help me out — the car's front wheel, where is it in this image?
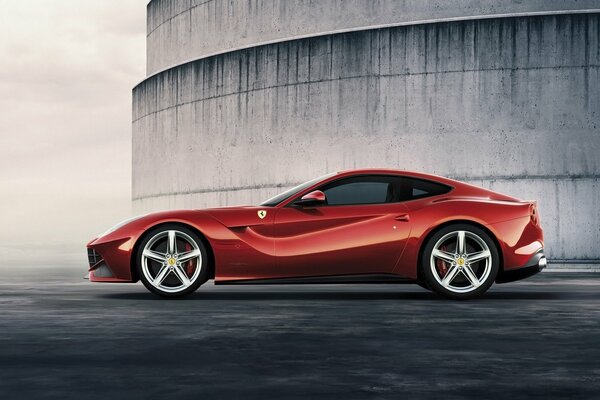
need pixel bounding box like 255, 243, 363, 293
136, 224, 208, 297
421, 224, 499, 300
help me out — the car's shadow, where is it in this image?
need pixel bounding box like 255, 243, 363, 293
99, 290, 581, 301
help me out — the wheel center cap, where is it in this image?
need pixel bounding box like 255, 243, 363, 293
457, 258, 465, 266
167, 258, 176, 266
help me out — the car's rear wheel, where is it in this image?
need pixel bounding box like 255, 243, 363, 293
136, 224, 208, 297
421, 224, 499, 300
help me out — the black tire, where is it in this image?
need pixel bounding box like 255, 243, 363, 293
136, 224, 209, 298
421, 224, 499, 300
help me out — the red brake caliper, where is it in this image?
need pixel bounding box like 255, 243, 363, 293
436, 244, 449, 277
185, 242, 194, 276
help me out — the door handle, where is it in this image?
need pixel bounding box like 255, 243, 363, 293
394, 214, 410, 222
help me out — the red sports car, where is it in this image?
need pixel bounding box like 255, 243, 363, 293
87, 169, 545, 299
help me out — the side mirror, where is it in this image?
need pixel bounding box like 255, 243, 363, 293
294, 190, 326, 207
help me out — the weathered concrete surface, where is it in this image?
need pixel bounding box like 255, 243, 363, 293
1, 267, 600, 399
146, 0, 600, 74
133, 13, 600, 261
468, 178, 599, 261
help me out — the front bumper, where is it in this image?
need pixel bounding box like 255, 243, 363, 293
496, 249, 547, 284
86, 237, 136, 283
87, 248, 117, 280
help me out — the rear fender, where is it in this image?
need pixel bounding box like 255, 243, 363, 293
394, 198, 532, 279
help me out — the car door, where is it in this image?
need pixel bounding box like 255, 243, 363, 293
272, 175, 412, 278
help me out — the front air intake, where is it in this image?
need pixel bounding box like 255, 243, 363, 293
92, 262, 114, 278
87, 248, 102, 268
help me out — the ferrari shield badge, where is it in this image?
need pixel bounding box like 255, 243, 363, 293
257, 210, 267, 219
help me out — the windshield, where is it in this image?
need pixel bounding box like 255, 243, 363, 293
260, 173, 335, 206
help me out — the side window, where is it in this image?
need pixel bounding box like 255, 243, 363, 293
313, 175, 452, 206
325, 181, 389, 205
398, 177, 452, 201
319, 176, 400, 206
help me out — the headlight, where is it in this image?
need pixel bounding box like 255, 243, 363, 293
99, 215, 143, 238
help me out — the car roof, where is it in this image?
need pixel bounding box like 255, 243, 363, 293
334, 168, 455, 185
273, 168, 519, 207
332, 168, 521, 202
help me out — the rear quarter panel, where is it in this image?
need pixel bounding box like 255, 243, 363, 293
394, 197, 538, 279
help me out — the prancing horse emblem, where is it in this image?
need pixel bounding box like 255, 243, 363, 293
257, 210, 267, 219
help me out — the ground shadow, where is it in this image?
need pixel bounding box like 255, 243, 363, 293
98, 290, 584, 301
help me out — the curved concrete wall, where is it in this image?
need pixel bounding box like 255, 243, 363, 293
146, 0, 600, 75
134, 6, 600, 261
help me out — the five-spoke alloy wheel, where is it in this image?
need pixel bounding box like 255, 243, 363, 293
421, 224, 499, 299
136, 224, 208, 297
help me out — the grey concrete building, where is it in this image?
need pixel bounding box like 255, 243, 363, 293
133, 0, 600, 263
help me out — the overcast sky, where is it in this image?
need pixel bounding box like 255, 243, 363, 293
0, 1, 147, 268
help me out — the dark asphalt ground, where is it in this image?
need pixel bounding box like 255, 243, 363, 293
0, 268, 599, 400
